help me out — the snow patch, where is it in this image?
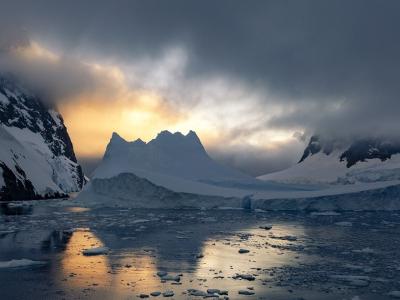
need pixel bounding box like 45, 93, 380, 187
0, 93, 10, 105
0, 259, 47, 268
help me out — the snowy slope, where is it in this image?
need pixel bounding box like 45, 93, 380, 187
0, 75, 85, 200
259, 151, 400, 185
75, 131, 400, 210
259, 136, 400, 185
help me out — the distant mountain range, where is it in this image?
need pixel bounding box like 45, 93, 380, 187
2, 72, 400, 210
0, 75, 85, 200
75, 130, 400, 210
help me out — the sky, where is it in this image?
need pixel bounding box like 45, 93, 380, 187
1, 0, 400, 176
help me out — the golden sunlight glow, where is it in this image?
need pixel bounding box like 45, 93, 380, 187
59, 230, 111, 288
59, 92, 185, 158
14, 40, 296, 160
110, 254, 160, 293
57, 230, 161, 297
60, 91, 295, 158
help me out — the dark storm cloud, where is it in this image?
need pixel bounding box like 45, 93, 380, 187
1, 0, 400, 174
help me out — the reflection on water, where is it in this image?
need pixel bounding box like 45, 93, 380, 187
111, 253, 159, 294
1, 208, 397, 299
58, 229, 161, 297
197, 225, 304, 272
53, 224, 304, 298
187, 225, 306, 295
59, 230, 111, 289
0, 207, 308, 298
64, 206, 91, 213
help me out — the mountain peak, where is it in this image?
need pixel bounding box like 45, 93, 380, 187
133, 138, 145, 146
95, 129, 249, 182
110, 132, 126, 143
157, 130, 173, 137
0, 74, 85, 200
299, 135, 400, 168
186, 130, 200, 140
151, 130, 202, 146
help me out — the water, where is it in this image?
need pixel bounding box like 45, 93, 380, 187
0, 201, 400, 299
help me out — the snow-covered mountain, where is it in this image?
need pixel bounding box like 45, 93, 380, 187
96, 130, 251, 183
0, 75, 85, 200
77, 130, 307, 208
75, 131, 400, 210
259, 135, 400, 185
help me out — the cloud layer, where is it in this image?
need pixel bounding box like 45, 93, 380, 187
1, 1, 400, 175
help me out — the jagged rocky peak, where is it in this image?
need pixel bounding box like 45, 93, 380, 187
340, 138, 400, 167
95, 129, 249, 182
299, 134, 400, 167
149, 130, 205, 152
0, 74, 85, 201
106, 130, 205, 154
110, 131, 126, 142
299, 136, 337, 163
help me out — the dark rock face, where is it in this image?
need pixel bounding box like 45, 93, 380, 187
299, 136, 335, 163
0, 74, 84, 201
340, 139, 400, 167
0, 162, 37, 201
299, 135, 400, 168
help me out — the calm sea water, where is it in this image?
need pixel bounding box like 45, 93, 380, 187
0, 201, 399, 299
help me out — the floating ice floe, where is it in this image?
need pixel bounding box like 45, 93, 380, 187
82, 246, 109, 256
208, 289, 228, 295
0, 258, 47, 269
156, 271, 181, 282
270, 235, 297, 241
335, 221, 353, 227
162, 290, 174, 297
188, 289, 208, 296
160, 274, 181, 282
238, 290, 255, 295
310, 211, 341, 216
259, 225, 272, 230
157, 271, 168, 277
139, 294, 149, 298
352, 247, 376, 254
233, 274, 256, 281
330, 275, 370, 287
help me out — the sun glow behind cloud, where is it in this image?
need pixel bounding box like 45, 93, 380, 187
7, 40, 302, 174
59, 92, 185, 157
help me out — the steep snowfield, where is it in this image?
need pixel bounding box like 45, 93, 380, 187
0, 75, 85, 200
0, 126, 62, 194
